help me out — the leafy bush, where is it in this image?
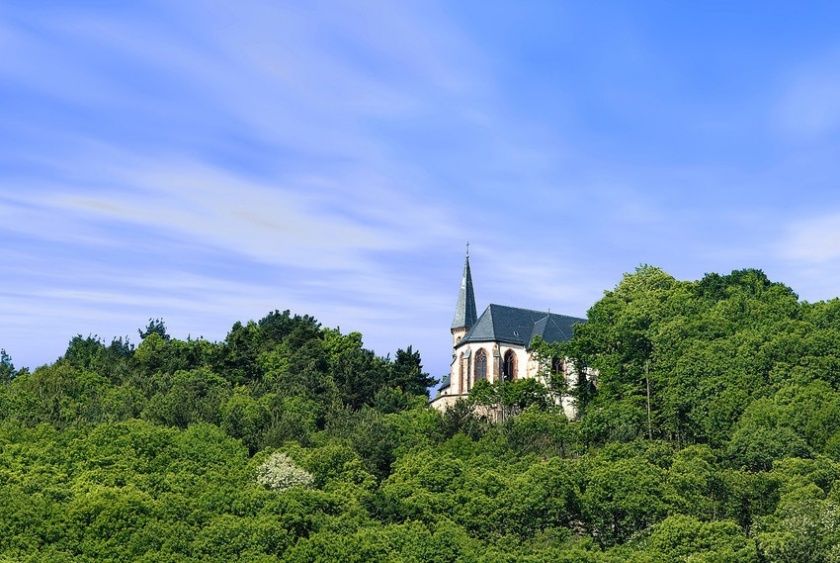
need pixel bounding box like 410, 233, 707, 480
256, 452, 315, 490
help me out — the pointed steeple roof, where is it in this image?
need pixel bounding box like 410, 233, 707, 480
452, 249, 477, 330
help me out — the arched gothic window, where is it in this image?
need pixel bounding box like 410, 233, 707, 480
474, 349, 487, 382
502, 350, 517, 381
551, 356, 564, 375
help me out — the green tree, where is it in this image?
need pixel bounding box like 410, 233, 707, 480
143, 367, 230, 428
0, 348, 15, 384
493, 457, 580, 539
323, 329, 388, 409
138, 318, 170, 341
581, 456, 669, 546
259, 395, 319, 448
220, 388, 271, 453
469, 378, 552, 422
502, 405, 576, 458
666, 445, 721, 520
389, 346, 437, 397
326, 406, 400, 480
3, 363, 109, 426
646, 515, 756, 562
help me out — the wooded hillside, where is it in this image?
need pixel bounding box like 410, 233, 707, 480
3, 267, 840, 562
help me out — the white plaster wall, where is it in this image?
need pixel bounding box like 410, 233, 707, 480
450, 341, 494, 394
434, 341, 590, 420
430, 393, 466, 411
449, 342, 536, 391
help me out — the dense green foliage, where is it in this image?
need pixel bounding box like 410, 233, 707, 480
4, 270, 840, 561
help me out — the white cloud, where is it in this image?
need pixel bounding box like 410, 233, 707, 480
5, 156, 461, 269
0, 0, 617, 379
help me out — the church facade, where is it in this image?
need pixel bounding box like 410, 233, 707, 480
430, 253, 587, 419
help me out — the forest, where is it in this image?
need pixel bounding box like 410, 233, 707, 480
3, 266, 840, 562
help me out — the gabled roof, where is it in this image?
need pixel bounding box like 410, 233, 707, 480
460, 304, 585, 347
438, 373, 451, 390
451, 255, 477, 330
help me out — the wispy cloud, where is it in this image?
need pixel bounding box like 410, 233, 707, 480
1, 1, 497, 373
10, 1, 840, 378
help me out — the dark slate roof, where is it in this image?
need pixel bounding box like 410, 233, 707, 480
460, 304, 585, 347
438, 373, 451, 390
451, 255, 478, 330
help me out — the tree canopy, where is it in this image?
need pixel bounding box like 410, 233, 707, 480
4, 270, 840, 561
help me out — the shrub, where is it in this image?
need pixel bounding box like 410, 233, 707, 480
256, 453, 314, 490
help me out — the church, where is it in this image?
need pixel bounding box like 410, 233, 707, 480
430, 252, 587, 419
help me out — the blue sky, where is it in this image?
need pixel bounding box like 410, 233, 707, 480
3, 1, 840, 379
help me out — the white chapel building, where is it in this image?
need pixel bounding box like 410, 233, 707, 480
430, 252, 587, 419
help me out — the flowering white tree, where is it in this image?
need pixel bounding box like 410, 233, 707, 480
255, 452, 314, 490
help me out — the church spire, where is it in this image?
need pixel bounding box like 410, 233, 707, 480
452, 245, 477, 330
